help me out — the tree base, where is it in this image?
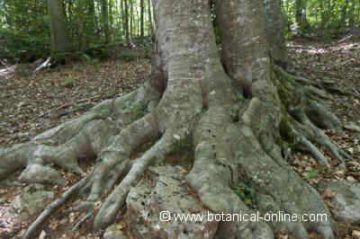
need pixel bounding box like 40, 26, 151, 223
1, 65, 358, 239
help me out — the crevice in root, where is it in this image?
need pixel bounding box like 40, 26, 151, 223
86, 113, 160, 203
93, 133, 175, 229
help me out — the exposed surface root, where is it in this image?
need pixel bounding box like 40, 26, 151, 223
1, 65, 354, 239
274, 66, 350, 166
230, 124, 334, 239
0, 88, 148, 183
187, 107, 274, 238
94, 134, 174, 229
185, 90, 342, 238
9, 91, 191, 234
0, 87, 166, 236
87, 113, 159, 202
24, 176, 90, 239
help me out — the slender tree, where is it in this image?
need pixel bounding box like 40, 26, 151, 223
124, 0, 130, 44
140, 0, 145, 38
295, 0, 310, 32
130, 0, 134, 39
147, 0, 153, 36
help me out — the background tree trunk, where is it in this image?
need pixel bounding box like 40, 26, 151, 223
124, 0, 130, 44
147, 0, 153, 37
100, 0, 110, 43
140, 0, 145, 39
295, 0, 310, 33
47, 0, 71, 56
130, 1, 134, 39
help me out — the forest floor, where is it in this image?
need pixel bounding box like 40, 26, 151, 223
0, 58, 150, 147
0, 38, 359, 239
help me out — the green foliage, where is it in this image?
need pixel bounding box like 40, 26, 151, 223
170, 135, 193, 155
283, 0, 360, 38
118, 50, 141, 62
80, 53, 99, 65
1, 0, 359, 62
62, 77, 78, 88
0, 0, 154, 62
305, 169, 320, 179
233, 182, 257, 208
0, 23, 49, 62
0, 0, 49, 61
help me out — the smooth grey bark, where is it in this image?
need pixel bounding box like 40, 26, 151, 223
216, 0, 270, 98
47, 0, 72, 55
264, 0, 288, 67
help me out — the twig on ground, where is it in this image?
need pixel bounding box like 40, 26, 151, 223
23, 176, 90, 239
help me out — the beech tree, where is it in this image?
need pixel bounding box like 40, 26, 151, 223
0, 0, 357, 238
47, 0, 72, 55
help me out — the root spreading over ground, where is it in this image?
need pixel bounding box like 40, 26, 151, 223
1, 0, 359, 239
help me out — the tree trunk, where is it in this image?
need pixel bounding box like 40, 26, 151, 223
101, 0, 110, 43
109, 0, 113, 35
47, 0, 71, 56
124, 0, 130, 44
1, 0, 356, 238
264, 0, 288, 67
140, 0, 145, 39
147, 0, 154, 37
88, 0, 96, 42
130, 0, 134, 39
295, 0, 310, 33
